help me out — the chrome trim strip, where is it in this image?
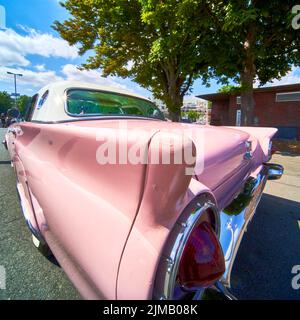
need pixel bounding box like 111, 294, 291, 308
31, 116, 164, 124
164, 202, 213, 299
16, 186, 43, 242
244, 141, 253, 160
153, 193, 219, 300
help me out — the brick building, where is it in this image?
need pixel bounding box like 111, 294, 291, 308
197, 83, 300, 140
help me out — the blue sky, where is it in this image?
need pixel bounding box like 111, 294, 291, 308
0, 0, 300, 100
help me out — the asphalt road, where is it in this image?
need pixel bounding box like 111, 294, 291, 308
0, 128, 81, 300
231, 152, 300, 299
0, 127, 299, 299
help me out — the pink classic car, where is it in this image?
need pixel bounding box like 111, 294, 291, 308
3, 81, 283, 300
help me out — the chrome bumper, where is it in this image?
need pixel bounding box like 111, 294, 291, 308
265, 163, 284, 180
218, 163, 283, 289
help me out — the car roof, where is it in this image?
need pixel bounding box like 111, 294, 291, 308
31, 81, 152, 122
37, 81, 148, 101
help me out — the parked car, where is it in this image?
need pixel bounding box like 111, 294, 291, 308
3, 81, 283, 300
5, 107, 20, 128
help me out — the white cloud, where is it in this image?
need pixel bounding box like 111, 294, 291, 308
34, 64, 46, 71
61, 64, 129, 90
0, 46, 30, 66
0, 64, 130, 95
0, 26, 78, 67
255, 66, 300, 88
0, 66, 63, 89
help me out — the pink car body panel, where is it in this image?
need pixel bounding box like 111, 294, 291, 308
6, 117, 278, 299
4, 80, 280, 299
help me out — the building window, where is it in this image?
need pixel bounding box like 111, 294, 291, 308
276, 92, 300, 102
236, 96, 241, 105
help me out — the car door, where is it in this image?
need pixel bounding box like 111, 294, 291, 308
9, 94, 42, 235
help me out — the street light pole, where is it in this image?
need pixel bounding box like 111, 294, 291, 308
6, 71, 23, 108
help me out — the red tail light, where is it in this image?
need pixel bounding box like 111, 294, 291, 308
177, 221, 225, 289
153, 196, 225, 300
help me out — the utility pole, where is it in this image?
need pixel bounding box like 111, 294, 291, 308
7, 71, 23, 108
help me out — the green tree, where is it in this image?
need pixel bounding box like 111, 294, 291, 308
206, 0, 300, 125
218, 85, 241, 95
53, 0, 216, 122
53, 0, 300, 124
0, 91, 13, 114
18, 95, 31, 116
187, 110, 199, 122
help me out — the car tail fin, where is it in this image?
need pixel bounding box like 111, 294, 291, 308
226, 127, 278, 162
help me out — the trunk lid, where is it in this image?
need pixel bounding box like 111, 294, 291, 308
191, 126, 251, 190
67, 119, 251, 190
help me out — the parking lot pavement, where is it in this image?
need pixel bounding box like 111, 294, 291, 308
0, 127, 299, 300
0, 129, 81, 300
231, 153, 300, 299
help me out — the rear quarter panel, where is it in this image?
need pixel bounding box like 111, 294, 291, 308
13, 121, 150, 299
117, 131, 204, 299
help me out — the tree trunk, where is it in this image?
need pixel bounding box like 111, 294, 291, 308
167, 99, 182, 122
163, 81, 183, 122
240, 70, 255, 126
240, 27, 256, 126
160, 61, 185, 122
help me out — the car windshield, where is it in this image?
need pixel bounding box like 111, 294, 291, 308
66, 89, 165, 120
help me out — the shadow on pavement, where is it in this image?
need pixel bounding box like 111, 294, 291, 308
275, 152, 300, 158
0, 161, 11, 165
231, 193, 300, 299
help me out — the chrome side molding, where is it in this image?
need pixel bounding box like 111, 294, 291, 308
264, 163, 284, 180
153, 193, 220, 300
16, 185, 43, 242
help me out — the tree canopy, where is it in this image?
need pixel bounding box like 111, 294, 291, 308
54, 0, 300, 124
53, 0, 219, 121
0, 91, 13, 115
0, 91, 30, 116
18, 95, 31, 116
205, 0, 300, 125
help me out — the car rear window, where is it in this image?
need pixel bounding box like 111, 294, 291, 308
66, 89, 165, 120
